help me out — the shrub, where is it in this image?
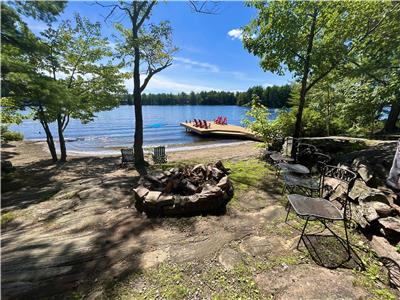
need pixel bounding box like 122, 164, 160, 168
242, 96, 283, 144
1, 126, 24, 142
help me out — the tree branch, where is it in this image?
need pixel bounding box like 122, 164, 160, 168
140, 61, 172, 93
137, 1, 156, 29
95, 1, 133, 22
188, 1, 220, 14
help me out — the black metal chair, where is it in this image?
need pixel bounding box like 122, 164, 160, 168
152, 146, 167, 164
281, 152, 331, 196
121, 148, 134, 166
285, 165, 357, 256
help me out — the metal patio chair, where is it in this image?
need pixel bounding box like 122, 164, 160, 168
121, 148, 134, 166
285, 165, 357, 256
153, 146, 168, 164
281, 152, 332, 196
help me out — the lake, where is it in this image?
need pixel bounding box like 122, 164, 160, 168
11, 105, 278, 154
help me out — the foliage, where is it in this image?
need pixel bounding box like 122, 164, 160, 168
1, 212, 16, 227
120, 84, 292, 107
103, 1, 178, 165
243, 1, 400, 138
1, 126, 24, 142
2, 7, 127, 161
242, 96, 283, 143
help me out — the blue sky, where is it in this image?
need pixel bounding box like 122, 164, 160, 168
24, 1, 293, 94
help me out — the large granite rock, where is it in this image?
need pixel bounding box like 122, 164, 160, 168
378, 217, 400, 242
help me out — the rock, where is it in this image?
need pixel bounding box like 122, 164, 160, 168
350, 180, 390, 205
192, 164, 206, 173
211, 167, 224, 180
143, 191, 162, 204
361, 203, 380, 223
215, 160, 230, 174
359, 189, 390, 205
218, 248, 243, 271
133, 186, 149, 199
391, 203, 400, 216
378, 217, 400, 242
1, 160, 13, 173
217, 176, 229, 189
351, 203, 370, 228
352, 158, 373, 184
369, 235, 400, 263
349, 180, 368, 201
368, 201, 393, 217
157, 194, 174, 206
369, 235, 400, 289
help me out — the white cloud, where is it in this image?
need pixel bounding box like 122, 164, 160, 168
124, 75, 220, 94
263, 83, 273, 88
227, 28, 243, 40
174, 57, 220, 73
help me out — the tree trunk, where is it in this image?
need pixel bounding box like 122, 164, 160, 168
38, 103, 57, 162
293, 8, 318, 141
384, 99, 400, 133
57, 114, 67, 162
132, 24, 145, 166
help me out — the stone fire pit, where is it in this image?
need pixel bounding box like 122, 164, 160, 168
133, 161, 234, 217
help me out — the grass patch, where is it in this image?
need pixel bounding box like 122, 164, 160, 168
203, 263, 261, 300
225, 158, 276, 207
352, 250, 398, 300
1, 211, 15, 227
107, 263, 192, 300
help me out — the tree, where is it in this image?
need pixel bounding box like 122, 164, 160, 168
4, 14, 127, 162
243, 1, 399, 140
1, 1, 66, 132
98, 1, 177, 166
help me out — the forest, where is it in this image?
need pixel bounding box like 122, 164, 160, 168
121, 84, 292, 108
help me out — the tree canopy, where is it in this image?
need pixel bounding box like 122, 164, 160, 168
243, 0, 400, 138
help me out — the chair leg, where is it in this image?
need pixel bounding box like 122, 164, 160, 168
285, 204, 291, 222
343, 219, 351, 257
297, 217, 309, 250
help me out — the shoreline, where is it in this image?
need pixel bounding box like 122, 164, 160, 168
3, 140, 262, 166
66, 140, 256, 156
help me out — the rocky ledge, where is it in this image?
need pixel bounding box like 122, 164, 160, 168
133, 161, 234, 217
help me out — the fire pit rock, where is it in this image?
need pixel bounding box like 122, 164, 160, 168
133, 161, 234, 216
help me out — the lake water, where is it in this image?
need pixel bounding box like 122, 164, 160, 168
11, 105, 278, 154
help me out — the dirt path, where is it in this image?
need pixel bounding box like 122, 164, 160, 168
1, 142, 398, 299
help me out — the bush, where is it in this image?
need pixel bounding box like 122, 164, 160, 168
274, 107, 344, 137
242, 96, 283, 144
1, 126, 23, 142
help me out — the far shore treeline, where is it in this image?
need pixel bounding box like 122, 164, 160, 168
121, 84, 291, 108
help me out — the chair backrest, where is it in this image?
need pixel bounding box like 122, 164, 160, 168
154, 146, 166, 157
121, 148, 134, 163
314, 152, 332, 173
320, 165, 357, 211
294, 143, 317, 163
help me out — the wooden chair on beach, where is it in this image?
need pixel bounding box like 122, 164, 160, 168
121, 148, 134, 166
153, 146, 168, 164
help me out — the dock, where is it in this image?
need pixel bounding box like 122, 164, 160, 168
180, 122, 262, 141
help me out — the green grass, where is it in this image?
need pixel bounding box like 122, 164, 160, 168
1, 211, 15, 227
224, 158, 275, 206
203, 263, 261, 300
107, 263, 192, 300
352, 250, 398, 300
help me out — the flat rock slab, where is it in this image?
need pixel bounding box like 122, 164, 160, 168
218, 247, 244, 270
239, 235, 287, 258
255, 264, 368, 300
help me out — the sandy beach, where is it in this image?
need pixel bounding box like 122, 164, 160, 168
2, 140, 262, 167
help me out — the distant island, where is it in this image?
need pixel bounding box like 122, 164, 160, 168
121, 84, 291, 108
